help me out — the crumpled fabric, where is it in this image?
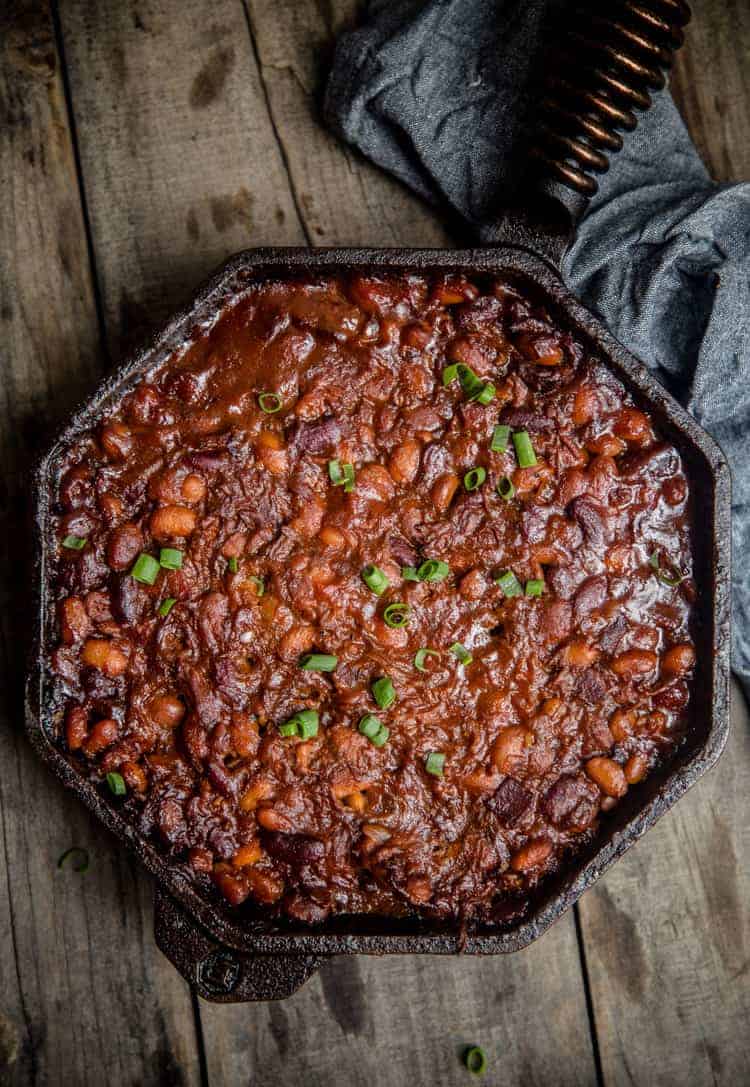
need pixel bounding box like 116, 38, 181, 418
325, 0, 750, 700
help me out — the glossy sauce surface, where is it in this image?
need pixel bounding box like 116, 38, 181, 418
50, 272, 696, 925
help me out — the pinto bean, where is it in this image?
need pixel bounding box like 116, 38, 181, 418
65, 705, 89, 750
388, 439, 421, 484
81, 638, 128, 676
278, 624, 316, 662
101, 422, 133, 460
82, 717, 119, 756
661, 643, 695, 676
232, 841, 263, 868
59, 596, 91, 645
585, 756, 627, 798
624, 752, 649, 784
150, 505, 197, 540
611, 649, 657, 679
181, 472, 207, 503
149, 694, 185, 728
432, 472, 459, 512
492, 727, 529, 775
614, 407, 653, 446
510, 838, 553, 872
106, 522, 143, 571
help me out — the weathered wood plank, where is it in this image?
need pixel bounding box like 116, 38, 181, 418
581, 5, 750, 1083
0, 4, 200, 1084
198, 4, 596, 1084
57, 0, 305, 354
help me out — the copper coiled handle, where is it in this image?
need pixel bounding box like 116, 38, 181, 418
530, 0, 692, 198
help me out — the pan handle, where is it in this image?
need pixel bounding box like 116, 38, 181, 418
486, 0, 692, 263
153, 887, 326, 1003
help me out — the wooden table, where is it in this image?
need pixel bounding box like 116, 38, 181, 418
2, 3, 748, 1084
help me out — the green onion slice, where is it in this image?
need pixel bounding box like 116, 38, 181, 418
371, 676, 396, 709
464, 1046, 488, 1077
383, 602, 410, 628
279, 709, 319, 739
361, 564, 389, 595
456, 364, 484, 400
525, 578, 545, 597
513, 429, 537, 468
299, 653, 338, 672
495, 570, 522, 598
248, 575, 265, 597
158, 597, 177, 618
417, 558, 450, 583
62, 535, 87, 550
649, 550, 685, 587
258, 392, 282, 414
106, 772, 126, 797
159, 547, 183, 570
449, 642, 473, 665
329, 459, 356, 493
425, 751, 446, 777
442, 364, 459, 386
464, 466, 486, 492
227, 556, 239, 574
475, 382, 496, 405
278, 720, 300, 738
370, 724, 390, 747
358, 713, 383, 740
401, 566, 420, 581
57, 847, 90, 873
414, 648, 440, 672
497, 475, 516, 501
131, 553, 160, 585
490, 424, 510, 453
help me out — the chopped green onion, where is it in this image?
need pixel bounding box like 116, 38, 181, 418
383, 602, 410, 628
371, 676, 396, 709
401, 566, 420, 581
450, 642, 473, 665
258, 392, 282, 414
464, 466, 486, 492
513, 429, 537, 468
248, 575, 265, 597
329, 459, 356, 492
457, 364, 484, 400
475, 382, 496, 405
158, 597, 177, 618
159, 547, 183, 570
370, 724, 390, 747
62, 535, 87, 550
442, 364, 459, 386
490, 425, 510, 453
417, 558, 450, 582
414, 648, 440, 672
525, 579, 545, 597
358, 714, 383, 740
497, 475, 516, 501
464, 1046, 487, 1077
361, 564, 389, 595
425, 752, 446, 777
300, 653, 338, 672
106, 772, 126, 797
131, 553, 160, 585
57, 847, 90, 873
279, 709, 319, 739
227, 556, 239, 574
342, 463, 356, 493
649, 550, 685, 587
495, 570, 522, 598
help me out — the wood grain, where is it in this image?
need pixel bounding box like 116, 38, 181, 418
0, 4, 200, 1085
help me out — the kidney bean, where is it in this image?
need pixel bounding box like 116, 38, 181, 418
81, 638, 128, 676
510, 838, 553, 872
150, 505, 197, 539
431, 472, 459, 512
388, 439, 421, 484
59, 596, 91, 645
585, 756, 627, 798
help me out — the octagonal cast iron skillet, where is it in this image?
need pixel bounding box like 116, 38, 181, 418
26, 0, 730, 1003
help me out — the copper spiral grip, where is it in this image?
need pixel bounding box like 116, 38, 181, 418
531, 0, 692, 199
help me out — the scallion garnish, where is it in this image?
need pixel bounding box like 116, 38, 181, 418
417, 558, 450, 582
425, 751, 446, 777
449, 642, 473, 665
495, 570, 522, 598
497, 475, 516, 501
383, 602, 410, 628
358, 714, 389, 747
131, 553, 160, 585
159, 547, 183, 570
525, 579, 545, 597
328, 459, 355, 493
464, 1046, 488, 1077
402, 566, 420, 581
513, 429, 537, 468
279, 709, 319, 739
361, 564, 389, 595
299, 653, 338, 672
414, 648, 440, 672
62, 535, 87, 550
464, 466, 486, 492
227, 556, 238, 574
442, 364, 459, 386
158, 597, 177, 618
649, 550, 685, 587
371, 676, 396, 709
490, 425, 510, 453
475, 382, 496, 405
106, 772, 126, 797
248, 575, 265, 597
258, 392, 282, 414
57, 847, 90, 873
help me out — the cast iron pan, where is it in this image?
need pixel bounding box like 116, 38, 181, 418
26, 0, 730, 1002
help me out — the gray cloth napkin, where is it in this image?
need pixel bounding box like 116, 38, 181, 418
325, 0, 750, 700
